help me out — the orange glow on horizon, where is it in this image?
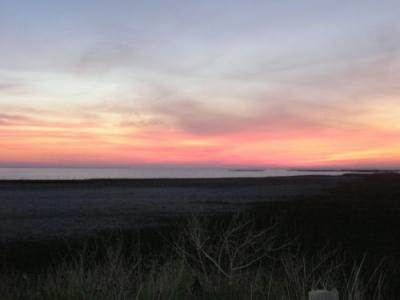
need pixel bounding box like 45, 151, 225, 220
1, 114, 400, 168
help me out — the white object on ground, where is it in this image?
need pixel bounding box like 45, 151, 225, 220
308, 289, 339, 300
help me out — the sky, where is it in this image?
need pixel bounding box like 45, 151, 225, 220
1, 0, 400, 168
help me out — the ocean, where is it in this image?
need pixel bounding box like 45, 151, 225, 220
0, 167, 347, 180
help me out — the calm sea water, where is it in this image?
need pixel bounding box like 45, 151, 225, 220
0, 167, 346, 180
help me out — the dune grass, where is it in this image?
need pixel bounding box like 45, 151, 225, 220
1, 214, 390, 299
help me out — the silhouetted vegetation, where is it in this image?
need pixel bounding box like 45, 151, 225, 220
1, 173, 400, 299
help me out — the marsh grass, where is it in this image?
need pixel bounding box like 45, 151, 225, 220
0, 215, 389, 300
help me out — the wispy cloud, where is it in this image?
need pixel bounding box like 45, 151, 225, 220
1, 1, 400, 167
0, 113, 33, 126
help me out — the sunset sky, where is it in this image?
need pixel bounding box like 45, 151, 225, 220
1, 1, 400, 168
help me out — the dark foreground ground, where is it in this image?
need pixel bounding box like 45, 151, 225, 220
0, 175, 352, 243
1, 173, 400, 298
1, 173, 399, 267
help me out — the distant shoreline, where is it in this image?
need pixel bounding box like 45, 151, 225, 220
228, 169, 265, 172
0, 173, 353, 185
291, 169, 400, 173
0, 171, 396, 184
